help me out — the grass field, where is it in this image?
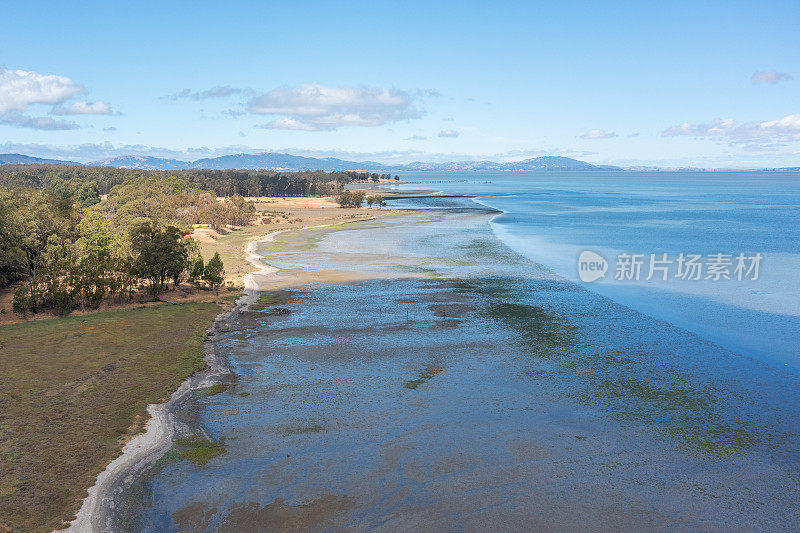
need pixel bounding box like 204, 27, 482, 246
0, 301, 226, 533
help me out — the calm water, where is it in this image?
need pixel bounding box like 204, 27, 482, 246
390, 171, 800, 370
118, 207, 800, 531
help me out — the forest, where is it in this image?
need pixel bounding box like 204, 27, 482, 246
0, 164, 369, 198
0, 165, 357, 316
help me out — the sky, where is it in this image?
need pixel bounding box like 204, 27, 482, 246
1, 0, 799, 168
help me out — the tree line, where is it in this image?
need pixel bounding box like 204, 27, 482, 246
0, 164, 367, 200
354, 173, 400, 182
0, 164, 365, 317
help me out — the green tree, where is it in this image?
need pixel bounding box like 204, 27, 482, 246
336, 189, 354, 207
189, 254, 205, 285
75, 211, 115, 308
202, 252, 224, 293
129, 222, 190, 295
7, 189, 75, 314
350, 191, 365, 207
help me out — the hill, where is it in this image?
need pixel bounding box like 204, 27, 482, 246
401, 156, 620, 171
2, 152, 628, 172
187, 152, 388, 171
0, 153, 80, 166
90, 155, 188, 170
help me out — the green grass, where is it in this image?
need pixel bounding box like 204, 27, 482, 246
250, 293, 276, 311
0, 301, 223, 533
174, 435, 227, 467
197, 383, 227, 396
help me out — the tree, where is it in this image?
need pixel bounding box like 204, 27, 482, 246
129, 222, 190, 295
7, 188, 75, 314
203, 252, 224, 293
365, 195, 376, 208
189, 254, 205, 286
336, 190, 354, 207
75, 211, 115, 308
350, 191, 365, 207
336, 189, 366, 208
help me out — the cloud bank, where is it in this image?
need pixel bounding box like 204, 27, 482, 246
662, 114, 800, 143
249, 83, 423, 131
0, 112, 78, 130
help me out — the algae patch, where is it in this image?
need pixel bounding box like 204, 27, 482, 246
196, 383, 228, 397
174, 435, 227, 467
250, 294, 277, 311
403, 361, 445, 390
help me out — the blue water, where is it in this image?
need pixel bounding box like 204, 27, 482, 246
122, 200, 800, 530
391, 172, 800, 370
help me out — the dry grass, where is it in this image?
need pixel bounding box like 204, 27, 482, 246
0, 301, 225, 533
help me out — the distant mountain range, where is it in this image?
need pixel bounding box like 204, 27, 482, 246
0, 152, 622, 172
0, 153, 81, 166
0, 152, 798, 172
401, 156, 621, 171
91, 155, 188, 170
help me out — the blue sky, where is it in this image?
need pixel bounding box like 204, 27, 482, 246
1, 0, 798, 167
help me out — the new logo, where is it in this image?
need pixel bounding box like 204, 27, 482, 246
577, 250, 608, 282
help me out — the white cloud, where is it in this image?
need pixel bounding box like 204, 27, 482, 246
662, 118, 736, 137
0, 67, 118, 130
255, 118, 321, 131
580, 129, 617, 140
438, 129, 459, 138
406, 135, 428, 140
662, 114, 800, 143
248, 83, 423, 131
51, 100, 115, 115
0, 67, 85, 113
165, 86, 244, 100
0, 111, 78, 130
752, 70, 792, 84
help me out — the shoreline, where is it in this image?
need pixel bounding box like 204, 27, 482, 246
61, 219, 367, 532
61, 296, 242, 532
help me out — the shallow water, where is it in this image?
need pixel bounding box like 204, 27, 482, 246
119, 207, 800, 531
392, 171, 800, 370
